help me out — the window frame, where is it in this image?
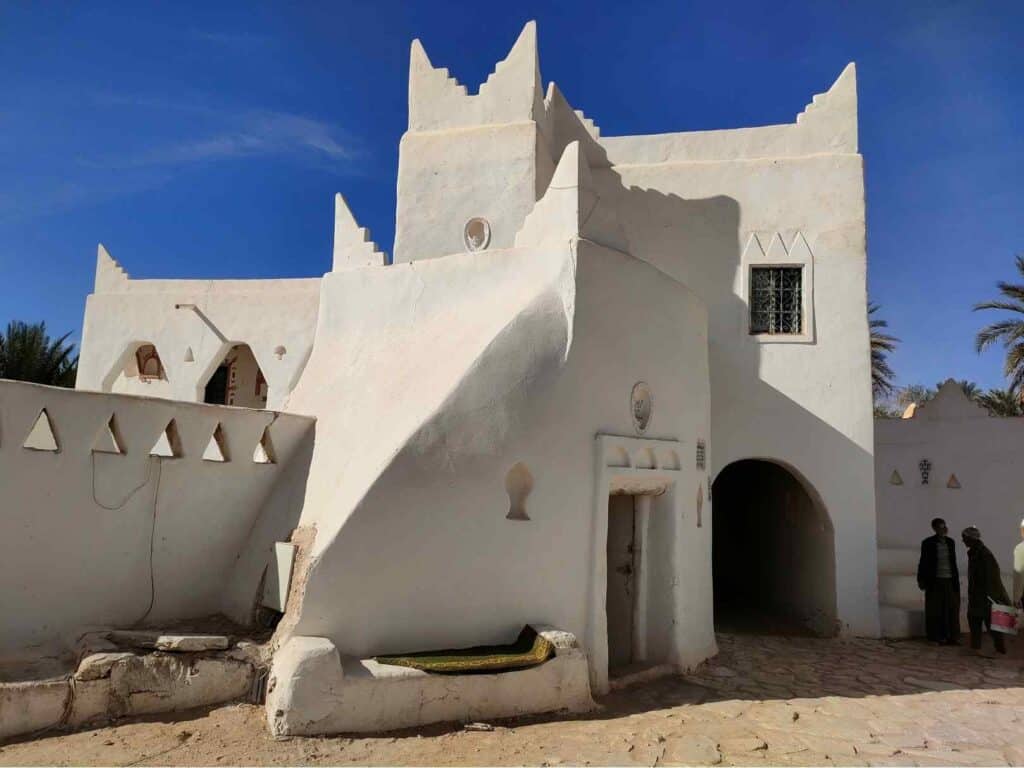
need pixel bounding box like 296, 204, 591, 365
739, 232, 816, 344
748, 265, 804, 336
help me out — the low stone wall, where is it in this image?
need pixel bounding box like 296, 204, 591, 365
0, 632, 260, 743
0, 380, 315, 659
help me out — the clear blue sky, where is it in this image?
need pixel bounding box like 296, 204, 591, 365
1, 1, 1021, 391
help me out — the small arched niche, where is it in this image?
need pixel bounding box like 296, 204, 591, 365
109, 342, 170, 395
505, 462, 534, 521
136, 344, 165, 380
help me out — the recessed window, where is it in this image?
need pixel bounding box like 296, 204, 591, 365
749, 266, 803, 335
135, 344, 165, 380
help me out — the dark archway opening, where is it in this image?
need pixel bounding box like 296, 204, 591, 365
712, 459, 837, 636
204, 364, 229, 405
202, 344, 268, 409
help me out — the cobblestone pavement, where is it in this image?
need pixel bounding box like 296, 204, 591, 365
3, 633, 1024, 766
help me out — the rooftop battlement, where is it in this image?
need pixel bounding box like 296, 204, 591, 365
406, 21, 857, 164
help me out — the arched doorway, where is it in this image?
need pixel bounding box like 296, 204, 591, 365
711, 459, 836, 636
202, 344, 268, 409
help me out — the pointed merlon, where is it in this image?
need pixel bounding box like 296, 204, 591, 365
515, 140, 587, 247
408, 21, 542, 131
548, 139, 589, 191
515, 140, 625, 251
333, 193, 386, 269
797, 63, 856, 120
506, 21, 538, 70
479, 20, 539, 97
795, 62, 857, 152
409, 38, 433, 74
95, 244, 129, 293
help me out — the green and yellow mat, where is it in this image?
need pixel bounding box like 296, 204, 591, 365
374, 625, 554, 674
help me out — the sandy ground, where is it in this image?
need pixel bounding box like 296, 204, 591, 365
4, 633, 1024, 766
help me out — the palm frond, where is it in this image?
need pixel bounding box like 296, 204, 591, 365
868, 303, 899, 399
0, 321, 78, 387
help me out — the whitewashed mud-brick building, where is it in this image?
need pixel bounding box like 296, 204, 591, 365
0, 22, 879, 737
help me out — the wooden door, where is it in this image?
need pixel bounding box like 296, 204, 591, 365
606, 494, 636, 669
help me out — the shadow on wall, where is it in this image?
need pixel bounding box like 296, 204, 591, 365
601, 172, 874, 636
223, 421, 316, 628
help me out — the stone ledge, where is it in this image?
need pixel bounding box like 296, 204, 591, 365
0, 643, 259, 743
266, 630, 596, 736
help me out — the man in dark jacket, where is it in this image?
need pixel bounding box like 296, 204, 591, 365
917, 518, 960, 644
962, 526, 1011, 654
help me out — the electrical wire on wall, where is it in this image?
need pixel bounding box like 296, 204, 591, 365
133, 458, 164, 626
90, 452, 164, 626
91, 452, 154, 510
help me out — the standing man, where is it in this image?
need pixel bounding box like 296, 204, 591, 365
962, 526, 1010, 655
1014, 518, 1024, 610
916, 518, 960, 645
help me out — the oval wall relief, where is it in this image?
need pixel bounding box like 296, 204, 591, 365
631, 381, 653, 434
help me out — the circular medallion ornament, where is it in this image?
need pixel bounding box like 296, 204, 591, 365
464, 218, 491, 252
631, 381, 653, 434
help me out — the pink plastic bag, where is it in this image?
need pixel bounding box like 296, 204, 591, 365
990, 601, 1019, 635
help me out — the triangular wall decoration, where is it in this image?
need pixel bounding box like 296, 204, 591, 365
184, 346, 195, 363
91, 415, 125, 455
889, 470, 903, 486
202, 424, 229, 462
150, 419, 182, 458
947, 473, 961, 489
23, 409, 59, 452
253, 426, 276, 464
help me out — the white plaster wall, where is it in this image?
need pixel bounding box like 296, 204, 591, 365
77, 257, 320, 411
0, 380, 314, 660
876, 387, 1024, 585
393, 122, 543, 262
393, 22, 551, 264
385, 38, 875, 635
284, 238, 711, 686
596, 104, 877, 635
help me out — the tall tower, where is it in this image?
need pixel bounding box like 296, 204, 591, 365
392, 22, 553, 263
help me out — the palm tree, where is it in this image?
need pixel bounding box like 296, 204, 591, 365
976, 387, 1024, 417
869, 303, 899, 400
0, 321, 78, 387
974, 254, 1024, 394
